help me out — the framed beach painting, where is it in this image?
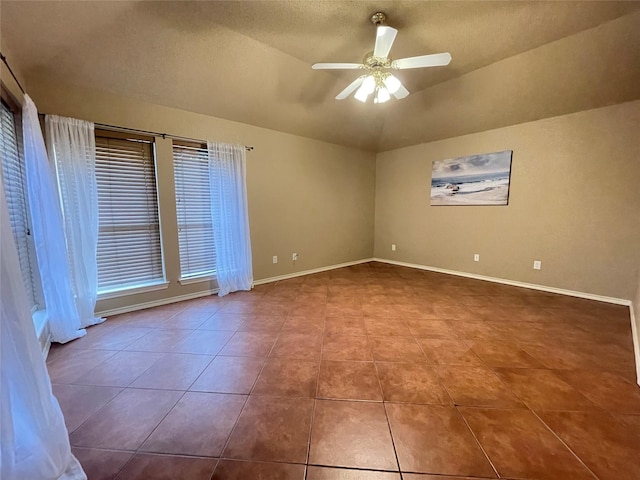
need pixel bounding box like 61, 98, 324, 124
430, 150, 513, 206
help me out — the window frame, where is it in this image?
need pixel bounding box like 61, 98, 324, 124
94, 128, 167, 298
173, 139, 217, 283
0, 87, 45, 312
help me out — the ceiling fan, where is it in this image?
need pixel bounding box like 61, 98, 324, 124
312, 12, 452, 103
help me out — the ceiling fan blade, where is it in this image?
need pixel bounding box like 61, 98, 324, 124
392, 52, 452, 70
335, 76, 366, 100
312, 63, 362, 70
373, 26, 398, 59
392, 84, 410, 99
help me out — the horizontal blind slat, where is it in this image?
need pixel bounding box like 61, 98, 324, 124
96, 134, 164, 293
0, 102, 39, 308
173, 144, 216, 278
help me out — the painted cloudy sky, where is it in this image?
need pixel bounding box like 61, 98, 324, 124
432, 151, 512, 179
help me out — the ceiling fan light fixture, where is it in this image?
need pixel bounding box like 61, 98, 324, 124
362, 75, 376, 94
376, 87, 391, 103
354, 85, 370, 102
383, 74, 402, 94
354, 75, 376, 101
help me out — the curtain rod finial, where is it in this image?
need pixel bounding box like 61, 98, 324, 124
1, 52, 27, 94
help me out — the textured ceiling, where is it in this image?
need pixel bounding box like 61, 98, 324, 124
2, 1, 639, 151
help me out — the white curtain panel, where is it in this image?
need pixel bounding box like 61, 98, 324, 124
208, 141, 253, 296
45, 115, 104, 329
0, 180, 86, 480
22, 95, 85, 343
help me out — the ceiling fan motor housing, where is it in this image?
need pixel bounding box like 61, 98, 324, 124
364, 52, 392, 69
371, 12, 387, 26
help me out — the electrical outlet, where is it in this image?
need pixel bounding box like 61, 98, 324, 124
391, 244, 396, 251
292, 253, 298, 261
272, 256, 278, 264
474, 254, 480, 262
533, 260, 541, 270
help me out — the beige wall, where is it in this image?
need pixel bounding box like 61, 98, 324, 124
374, 100, 640, 301
27, 80, 376, 313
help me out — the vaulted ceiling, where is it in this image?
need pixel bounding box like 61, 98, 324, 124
2, 1, 639, 152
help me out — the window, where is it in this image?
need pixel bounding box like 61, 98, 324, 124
0, 96, 42, 309
95, 130, 165, 295
173, 142, 216, 280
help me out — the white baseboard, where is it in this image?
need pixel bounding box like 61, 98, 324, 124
96, 288, 219, 318
96, 258, 374, 318
373, 258, 631, 306
97, 257, 630, 311
629, 302, 640, 386
253, 258, 375, 286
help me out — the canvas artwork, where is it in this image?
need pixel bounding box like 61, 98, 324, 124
430, 150, 513, 206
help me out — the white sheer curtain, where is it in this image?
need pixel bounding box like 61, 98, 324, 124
0, 179, 86, 480
208, 141, 253, 296
45, 115, 103, 329
22, 95, 85, 343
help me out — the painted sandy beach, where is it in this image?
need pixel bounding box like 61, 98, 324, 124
430, 151, 512, 206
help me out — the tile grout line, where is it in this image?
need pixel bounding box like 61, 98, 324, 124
401, 297, 492, 429
215, 319, 282, 464
211, 295, 296, 466
57, 325, 161, 479
408, 314, 459, 409
108, 384, 187, 477
380, 403, 404, 479
169, 299, 274, 474
105, 304, 233, 478
305, 462, 404, 475
63, 338, 176, 475
530, 409, 601, 480
455, 406, 501, 478
305, 398, 319, 475
304, 301, 327, 471
127, 389, 189, 463
371, 351, 403, 478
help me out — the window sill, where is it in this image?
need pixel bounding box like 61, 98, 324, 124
97, 281, 169, 300
179, 274, 217, 286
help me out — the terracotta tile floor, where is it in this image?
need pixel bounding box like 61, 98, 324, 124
46, 262, 640, 480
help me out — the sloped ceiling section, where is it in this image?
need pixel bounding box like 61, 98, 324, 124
1, 1, 639, 152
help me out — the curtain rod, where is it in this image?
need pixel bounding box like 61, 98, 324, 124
0, 52, 27, 95
92, 121, 254, 151
41, 116, 254, 152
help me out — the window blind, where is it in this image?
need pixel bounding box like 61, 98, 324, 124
0, 100, 40, 308
95, 131, 164, 294
173, 143, 216, 279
